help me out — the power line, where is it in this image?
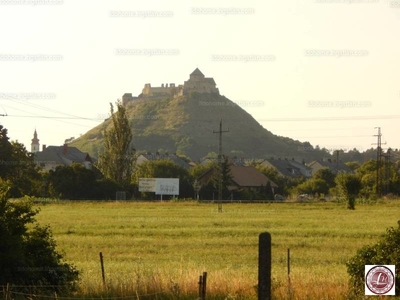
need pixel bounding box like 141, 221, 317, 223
1, 104, 95, 128
2, 95, 100, 122
213, 119, 229, 213
257, 115, 400, 122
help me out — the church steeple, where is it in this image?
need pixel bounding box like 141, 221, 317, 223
31, 129, 40, 153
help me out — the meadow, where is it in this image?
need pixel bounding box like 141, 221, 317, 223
30, 200, 400, 299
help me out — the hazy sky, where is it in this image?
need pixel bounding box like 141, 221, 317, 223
1, 0, 399, 156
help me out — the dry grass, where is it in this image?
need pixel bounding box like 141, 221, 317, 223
30, 200, 400, 299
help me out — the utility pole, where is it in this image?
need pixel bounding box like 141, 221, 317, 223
372, 127, 386, 197
335, 150, 339, 174
213, 119, 229, 213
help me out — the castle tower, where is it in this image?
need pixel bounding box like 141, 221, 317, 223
189, 68, 205, 81
31, 129, 40, 153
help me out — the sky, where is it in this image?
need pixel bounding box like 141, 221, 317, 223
0, 0, 399, 156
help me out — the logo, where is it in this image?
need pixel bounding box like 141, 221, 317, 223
365, 265, 395, 295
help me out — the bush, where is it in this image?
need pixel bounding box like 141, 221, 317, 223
346, 220, 400, 297
335, 173, 361, 210
0, 188, 79, 294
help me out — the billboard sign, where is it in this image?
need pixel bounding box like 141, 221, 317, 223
138, 178, 156, 192
155, 178, 179, 195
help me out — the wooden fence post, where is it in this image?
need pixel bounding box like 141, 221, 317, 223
287, 248, 293, 299
198, 272, 207, 300
198, 275, 203, 299
5, 283, 10, 300
202, 272, 207, 299
99, 252, 106, 286
258, 232, 271, 300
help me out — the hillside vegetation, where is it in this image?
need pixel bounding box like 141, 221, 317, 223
70, 93, 330, 161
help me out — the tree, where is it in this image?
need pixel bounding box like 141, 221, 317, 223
97, 101, 135, 188
293, 178, 329, 196
0, 125, 14, 179
0, 126, 42, 197
347, 220, 400, 297
264, 181, 274, 200
345, 161, 360, 171
134, 160, 193, 199
313, 168, 336, 188
46, 164, 119, 200
335, 173, 361, 210
194, 156, 233, 200
0, 185, 79, 294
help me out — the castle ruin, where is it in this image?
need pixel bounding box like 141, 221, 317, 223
122, 68, 219, 105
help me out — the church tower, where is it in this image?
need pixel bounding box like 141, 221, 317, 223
31, 129, 40, 153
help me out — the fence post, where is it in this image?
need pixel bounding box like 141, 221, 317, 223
198, 275, 203, 299
99, 252, 106, 286
287, 248, 293, 299
197, 272, 207, 300
202, 272, 207, 299
258, 232, 271, 300
5, 283, 10, 300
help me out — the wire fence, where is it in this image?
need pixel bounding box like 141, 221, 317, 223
2, 285, 168, 300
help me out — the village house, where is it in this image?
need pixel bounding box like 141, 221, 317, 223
31, 130, 93, 171
307, 159, 354, 175
197, 165, 278, 194
260, 158, 312, 179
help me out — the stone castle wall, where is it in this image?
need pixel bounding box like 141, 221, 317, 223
123, 69, 218, 105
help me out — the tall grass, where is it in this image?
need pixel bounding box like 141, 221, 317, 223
30, 200, 400, 299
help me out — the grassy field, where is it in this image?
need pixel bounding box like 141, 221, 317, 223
29, 200, 400, 299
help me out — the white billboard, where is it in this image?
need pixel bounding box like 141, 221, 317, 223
138, 178, 156, 192
155, 178, 179, 195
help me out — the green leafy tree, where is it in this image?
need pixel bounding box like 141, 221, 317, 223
256, 165, 304, 196
46, 164, 119, 200
98, 101, 135, 188
134, 160, 193, 198
0, 126, 42, 197
0, 186, 79, 294
313, 168, 336, 188
355, 159, 400, 198
335, 173, 362, 210
195, 155, 233, 200
347, 220, 400, 297
345, 161, 360, 172
294, 178, 329, 196
264, 181, 274, 200
0, 125, 14, 178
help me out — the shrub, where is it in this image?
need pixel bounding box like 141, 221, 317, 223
335, 173, 361, 210
0, 188, 79, 295
346, 220, 400, 297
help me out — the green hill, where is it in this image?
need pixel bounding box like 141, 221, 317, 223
70, 92, 330, 161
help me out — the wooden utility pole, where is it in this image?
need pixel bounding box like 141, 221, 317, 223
372, 127, 386, 197
213, 119, 229, 213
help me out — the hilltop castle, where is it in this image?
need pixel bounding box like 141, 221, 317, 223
122, 68, 219, 105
